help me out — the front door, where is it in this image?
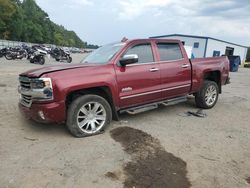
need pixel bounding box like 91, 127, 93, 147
115, 42, 161, 109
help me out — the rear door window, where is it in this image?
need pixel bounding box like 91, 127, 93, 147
157, 43, 183, 61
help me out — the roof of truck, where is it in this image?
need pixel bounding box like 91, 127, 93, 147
123, 38, 182, 44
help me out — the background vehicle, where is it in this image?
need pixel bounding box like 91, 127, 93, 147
244, 58, 250, 68
0, 48, 8, 58
18, 38, 230, 137
50, 47, 72, 63
28, 45, 47, 65
4, 47, 27, 60
70, 47, 81, 53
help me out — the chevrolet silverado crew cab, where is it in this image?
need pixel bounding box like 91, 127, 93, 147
18, 38, 230, 137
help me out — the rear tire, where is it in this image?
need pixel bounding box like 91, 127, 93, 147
195, 81, 219, 109
67, 56, 72, 63
66, 95, 112, 137
5, 53, 13, 60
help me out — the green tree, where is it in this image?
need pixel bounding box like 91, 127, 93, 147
0, 0, 98, 48
54, 32, 64, 46
0, 0, 17, 39
8, 4, 24, 40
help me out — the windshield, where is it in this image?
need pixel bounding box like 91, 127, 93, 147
81, 42, 125, 64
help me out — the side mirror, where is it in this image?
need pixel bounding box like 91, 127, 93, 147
119, 54, 138, 66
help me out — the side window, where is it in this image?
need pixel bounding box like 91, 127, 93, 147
124, 44, 154, 64
157, 43, 183, 61
213, 50, 220, 57
193, 42, 199, 48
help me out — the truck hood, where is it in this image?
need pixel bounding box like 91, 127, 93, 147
20, 63, 99, 77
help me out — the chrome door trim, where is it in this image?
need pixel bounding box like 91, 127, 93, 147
121, 89, 162, 100
120, 84, 191, 100
161, 84, 191, 92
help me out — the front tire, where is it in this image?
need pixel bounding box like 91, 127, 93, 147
39, 56, 45, 65
5, 53, 13, 60
195, 81, 219, 109
66, 95, 112, 137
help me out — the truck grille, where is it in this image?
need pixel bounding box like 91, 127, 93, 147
20, 94, 32, 107
19, 76, 32, 107
19, 77, 31, 89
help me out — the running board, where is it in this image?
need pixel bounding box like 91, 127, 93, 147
120, 96, 187, 115
161, 96, 187, 106
126, 104, 158, 115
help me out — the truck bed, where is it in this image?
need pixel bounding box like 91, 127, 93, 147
190, 56, 230, 93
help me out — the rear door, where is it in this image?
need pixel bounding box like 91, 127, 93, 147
114, 42, 161, 109
155, 42, 192, 99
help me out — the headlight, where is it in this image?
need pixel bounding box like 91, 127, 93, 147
31, 78, 53, 101
19, 77, 54, 107
31, 78, 52, 89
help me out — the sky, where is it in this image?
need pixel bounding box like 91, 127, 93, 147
36, 0, 250, 46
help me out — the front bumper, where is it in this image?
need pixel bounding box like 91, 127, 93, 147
19, 101, 66, 123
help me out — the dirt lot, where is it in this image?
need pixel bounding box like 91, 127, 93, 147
0, 54, 250, 188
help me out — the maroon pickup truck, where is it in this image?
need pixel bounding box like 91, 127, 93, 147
18, 38, 230, 137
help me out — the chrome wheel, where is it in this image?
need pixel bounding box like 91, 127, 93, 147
205, 85, 217, 106
77, 102, 106, 134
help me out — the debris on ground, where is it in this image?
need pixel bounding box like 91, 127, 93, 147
105, 172, 120, 181
198, 155, 219, 162
187, 109, 207, 118
23, 137, 38, 141
245, 177, 250, 184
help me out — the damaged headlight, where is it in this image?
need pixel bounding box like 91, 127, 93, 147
31, 78, 52, 89
19, 77, 54, 107
31, 78, 53, 101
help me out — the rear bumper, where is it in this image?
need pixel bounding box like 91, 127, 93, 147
19, 101, 66, 124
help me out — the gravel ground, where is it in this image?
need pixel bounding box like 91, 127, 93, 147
0, 54, 250, 188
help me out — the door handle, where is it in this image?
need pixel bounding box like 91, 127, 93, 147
181, 64, 190, 68
149, 68, 159, 72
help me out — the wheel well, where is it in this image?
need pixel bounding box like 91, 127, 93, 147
66, 87, 119, 121
204, 71, 221, 93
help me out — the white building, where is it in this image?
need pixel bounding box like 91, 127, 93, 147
151, 34, 248, 62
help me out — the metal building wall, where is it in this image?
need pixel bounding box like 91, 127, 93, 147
206, 39, 248, 62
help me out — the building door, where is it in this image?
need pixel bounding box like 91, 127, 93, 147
225, 47, 234, 56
